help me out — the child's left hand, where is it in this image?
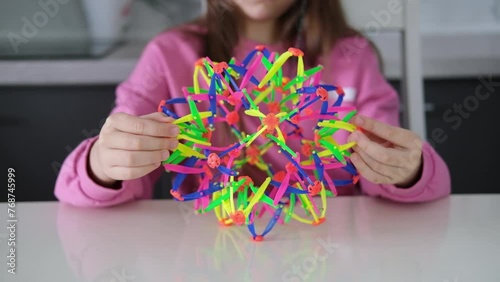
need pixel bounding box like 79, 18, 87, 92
347, 115, 423, 187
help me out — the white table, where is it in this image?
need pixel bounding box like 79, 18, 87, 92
1, 195, 499, 282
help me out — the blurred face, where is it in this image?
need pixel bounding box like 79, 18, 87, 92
233, 0, 295, 21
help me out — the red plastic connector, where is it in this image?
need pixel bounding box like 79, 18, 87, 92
253, 235, 264, 242
207, 153, 221, 168
230, 211, 246, 225
239, 176, 253, 187
336, 86, 345, 96
312, 218, 326, 226
353, 175, 360, 185
267, 102, 281, 114
202, 130, 213, 141
228, 146, 241, 158
246, 145, 260, 165
263, 113, 280, 133
170, 189, 184, 201
157, 99, 166, 113
301, 142, 314, 157
316, 87, 329, 101
313, 133, 321, 147
213, 62, 228, 74
226, 111, 240, 125
308, 181, 322, 196
285, 162, 297, 174
290, 114, 300, 125
195, 58, 205, 67
288, 47, 304, 57
273, 171, 286, 182
255, 45, 266, 51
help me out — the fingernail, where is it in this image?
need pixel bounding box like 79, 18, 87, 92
170, 126, 179, 136
348, 131, 359, 142
162, 150, 170, 159
169, 140, 179, 150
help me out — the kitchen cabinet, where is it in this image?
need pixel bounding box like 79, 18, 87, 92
0, 85, 172, 202
394, 78, 500, 194
423, 78, 499, 194
1, 86, 116, 202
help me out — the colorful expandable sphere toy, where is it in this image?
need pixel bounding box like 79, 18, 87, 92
158, 46, 358, 241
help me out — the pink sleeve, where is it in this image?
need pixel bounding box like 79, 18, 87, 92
351, 39, 451, 202
54, 39, 171, 207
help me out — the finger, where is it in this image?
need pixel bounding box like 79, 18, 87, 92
102, 131, 178, 151
107, 113, 179, 137
355, 146, 405, 184
362, 130, 393, 148
350, 152, 392, 185
141, 112, 175, 123
348, 131, 401, 166
351, 115, 417, 147
106, 148, 170, 167
106, 163, 161, 181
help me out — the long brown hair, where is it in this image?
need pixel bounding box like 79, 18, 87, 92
204, 0, 358, 66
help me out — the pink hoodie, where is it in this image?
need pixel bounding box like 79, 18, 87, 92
54, 24, 451, 207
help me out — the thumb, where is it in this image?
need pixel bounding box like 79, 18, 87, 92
141, 112, 175, 123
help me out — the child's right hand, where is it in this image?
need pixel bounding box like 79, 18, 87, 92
89, 112, 179, 187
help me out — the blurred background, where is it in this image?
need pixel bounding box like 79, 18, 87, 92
0, 0, 499, 202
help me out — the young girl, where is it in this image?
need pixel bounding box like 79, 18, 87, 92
55, 0, 450, 207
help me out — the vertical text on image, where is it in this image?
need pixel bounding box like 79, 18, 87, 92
7, 168, 17, 275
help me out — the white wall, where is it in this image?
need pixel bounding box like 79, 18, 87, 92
124, 0, 203, 42
421, 0, 500, 34
1, 0, 498, 77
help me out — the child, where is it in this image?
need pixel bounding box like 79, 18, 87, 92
55, 0, 450, 207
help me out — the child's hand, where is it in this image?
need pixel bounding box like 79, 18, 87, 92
347, 115, 423, 187
89, 112, 179, 186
